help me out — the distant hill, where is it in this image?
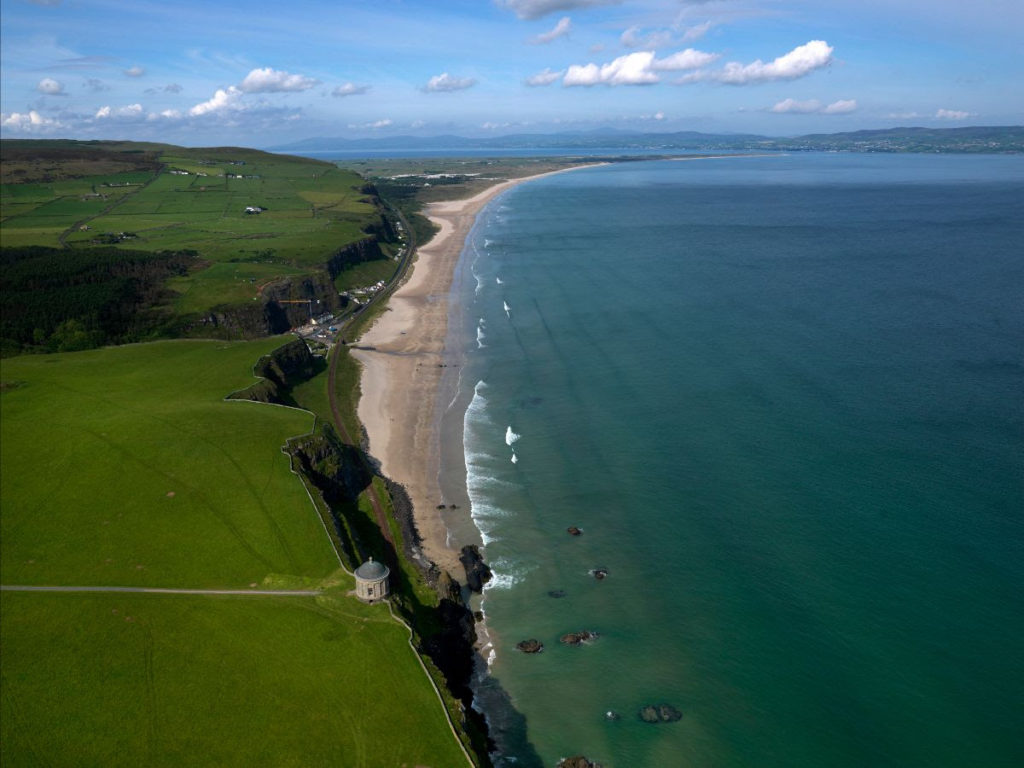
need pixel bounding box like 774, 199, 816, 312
272, 125, 1024, 154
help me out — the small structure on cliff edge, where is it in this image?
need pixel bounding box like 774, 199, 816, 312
354, 557, 390, 602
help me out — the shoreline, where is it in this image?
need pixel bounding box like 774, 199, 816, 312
351, 165, 603, 578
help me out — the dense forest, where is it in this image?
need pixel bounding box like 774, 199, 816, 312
0, 246, 197, 356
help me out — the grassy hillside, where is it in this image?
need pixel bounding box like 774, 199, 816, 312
1, 591, 468, 767
0, 338, 469, 766
1, 141, 398, 352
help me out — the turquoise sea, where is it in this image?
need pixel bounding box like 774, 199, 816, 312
439, 154, 1024, 767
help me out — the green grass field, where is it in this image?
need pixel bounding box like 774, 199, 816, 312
0, 590, 468, 767
0, 338, 336, 587
0, 338, 469, 766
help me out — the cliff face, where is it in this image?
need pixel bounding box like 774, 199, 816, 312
325, 237, 386, 281
194, 237, 388, 338
226, 338, 316, 405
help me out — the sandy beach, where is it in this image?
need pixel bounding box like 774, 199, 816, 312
351, 166, 598, 577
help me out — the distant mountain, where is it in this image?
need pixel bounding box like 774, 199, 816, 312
270, 126, 1023, 154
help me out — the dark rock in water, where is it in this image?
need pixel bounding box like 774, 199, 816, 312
639, 703, 683, 723
592, 568, 609, 581
473, 611, 484, 622
516, 639, 544, 654
547, 589, 566, 599
560, 630, 598, 646
449, 504, 459, 509
567, 526, 583, 536
557, 757, 603, 768
459, 544, 492, 593
605, 710, 620, 721
436, 503, 446, 509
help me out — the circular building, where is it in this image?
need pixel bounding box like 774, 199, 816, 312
354, 557, 390, 602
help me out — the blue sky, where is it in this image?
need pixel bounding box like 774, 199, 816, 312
2, 0, 1021, 145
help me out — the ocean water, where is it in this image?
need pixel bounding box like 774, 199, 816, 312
441, 154, 1024, 767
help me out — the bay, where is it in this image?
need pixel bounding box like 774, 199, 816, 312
443, 154, 1024, 767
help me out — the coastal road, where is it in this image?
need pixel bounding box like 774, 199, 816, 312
0, 585, 321, 596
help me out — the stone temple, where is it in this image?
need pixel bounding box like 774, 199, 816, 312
354, 557, 390, 602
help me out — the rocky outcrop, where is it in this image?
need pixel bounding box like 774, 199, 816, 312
516, 639, 544, 654
567, 526, 583, 536
638, 704, 682, 723
459, 544, 492, 593
558, 757, 604, 768
560, 631, 598, 646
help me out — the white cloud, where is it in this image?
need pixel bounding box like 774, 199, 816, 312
564, 47, 716, 87
823, 99, 857, 114
37, 77, 65, 95
1, 110, 64, 130
95, 103, 144, 119
770, 97, 857, 114
497, 0, 621, 20
410, 119, 426, 129
680, 21, 713, 43
770, 98, 822, 114
703, 40, 834, 85
85, 78, 109, 92
652, 49, 719, 71
189, 86, 243, 116
424, 72, 477, 92
532, 16, 572, 44
935, 108, 971, 120
348, 118, 393, 130
240, 67, 318, 93
621, 26, 672, 50
124, 65, 145, 77
525, 67, 564, 87
565, 52, 658, 86
332, 82, 369, 97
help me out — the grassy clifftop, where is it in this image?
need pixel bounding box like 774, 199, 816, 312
0, 338, 470, 766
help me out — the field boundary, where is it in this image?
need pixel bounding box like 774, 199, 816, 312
0, 585, 320, 596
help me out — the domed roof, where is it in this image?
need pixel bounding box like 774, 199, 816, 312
355, 557, 389, 581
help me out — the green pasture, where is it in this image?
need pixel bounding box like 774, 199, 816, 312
0, 338, 338, 588
166, 262, 309, 314
0, 590, 468, 767
3, 144, 386, 314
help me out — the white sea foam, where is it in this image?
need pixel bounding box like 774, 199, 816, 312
510, 453, 518, 464
484, 238, 493, 247
505, 426, 520, 446
476, 324, 486, 349
503, 300, 511, 318
496, 277, 504, 285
